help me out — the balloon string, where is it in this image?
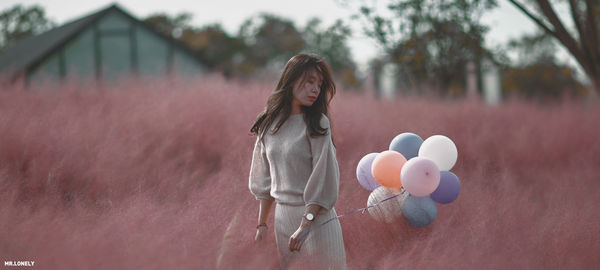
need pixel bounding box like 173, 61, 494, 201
299, 188, 406, 240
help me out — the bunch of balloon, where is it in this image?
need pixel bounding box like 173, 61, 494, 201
356, 132, 461, 228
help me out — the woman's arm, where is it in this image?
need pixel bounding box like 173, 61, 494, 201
288, 203, 322, 251
249, 136, 275, 242
255, 199, 274, 242
258, 199, 274, 225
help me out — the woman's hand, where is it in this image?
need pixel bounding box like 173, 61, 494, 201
288, 223, 311, 252
255, 224, 268, 242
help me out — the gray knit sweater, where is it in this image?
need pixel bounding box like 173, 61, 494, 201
249, 113, 340, 210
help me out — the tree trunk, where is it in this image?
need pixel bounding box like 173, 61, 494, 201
592, 77, 600, 98
584, 60, 600, 97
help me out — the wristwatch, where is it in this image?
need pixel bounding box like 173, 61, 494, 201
304, 213, 315, 221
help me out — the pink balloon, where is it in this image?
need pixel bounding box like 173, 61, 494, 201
400, 157, 440, 196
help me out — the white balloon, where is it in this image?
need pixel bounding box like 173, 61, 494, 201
418, 135, 458, 171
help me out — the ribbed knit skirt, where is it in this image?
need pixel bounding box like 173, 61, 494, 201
274, 203, 347, 270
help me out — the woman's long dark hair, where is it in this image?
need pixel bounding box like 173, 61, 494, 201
250, 53, 336, 140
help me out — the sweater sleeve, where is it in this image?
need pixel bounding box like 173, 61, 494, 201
303, 115, 340, 210
249, 136, 274, 200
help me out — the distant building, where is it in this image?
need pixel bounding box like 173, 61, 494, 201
479, 58, 502, 105
0, 3, 206, 88
373, 56, 502, 104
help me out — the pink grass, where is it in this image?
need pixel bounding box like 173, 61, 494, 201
0, 75, 599, 269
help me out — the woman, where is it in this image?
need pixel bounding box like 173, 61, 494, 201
248, 53, 347, 269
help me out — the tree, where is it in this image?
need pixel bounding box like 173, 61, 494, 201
502, 30, 588, 99
502, 62, 587, 99
143, 12, 193, 39
144, 14, 246, 77
180, 24, 246, 77
354, 0, 497, 95
144, 11, 360, 84
302, 18, 360, 88
238, 14, 305, 72
0, 4, 55, 53
507, 0, 600, 94
506, 30, 558, 66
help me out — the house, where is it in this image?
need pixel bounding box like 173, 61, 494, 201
0, 3, 206, 88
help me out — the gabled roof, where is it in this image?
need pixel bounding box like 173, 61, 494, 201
0, 3, 203, 81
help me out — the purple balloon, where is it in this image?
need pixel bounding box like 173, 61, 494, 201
430, 171, 461, 204
356, 153, 381, 191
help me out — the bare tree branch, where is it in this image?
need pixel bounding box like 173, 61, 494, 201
535, 0, 591, 75
507, 0, 586, 68
568, 0, 596, 75
568, 0, 585, 43
506, 0, 554, 36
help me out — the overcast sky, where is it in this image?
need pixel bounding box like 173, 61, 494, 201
2, 0, 572, 72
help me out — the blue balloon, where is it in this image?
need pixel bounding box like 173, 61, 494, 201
430, 171, 461, 204
389, 133, 423, 160
356, 153, 381, 191
402, 194, 437, 228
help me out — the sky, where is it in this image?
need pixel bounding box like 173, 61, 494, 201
0, 0, 577, 74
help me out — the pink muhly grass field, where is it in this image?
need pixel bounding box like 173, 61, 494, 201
0, 75, 599, 269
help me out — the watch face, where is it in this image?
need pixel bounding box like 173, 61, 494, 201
306, 213, 314, 221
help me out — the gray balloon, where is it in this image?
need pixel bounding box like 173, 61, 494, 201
389, 132, 423, 160
401, 194, 437, 228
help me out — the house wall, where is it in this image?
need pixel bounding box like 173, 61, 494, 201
173, 49, 204, 77
135, 24, 169, 78
64, 28, 95, 83
28, 52, 61, 89
98, 11, 133, 84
